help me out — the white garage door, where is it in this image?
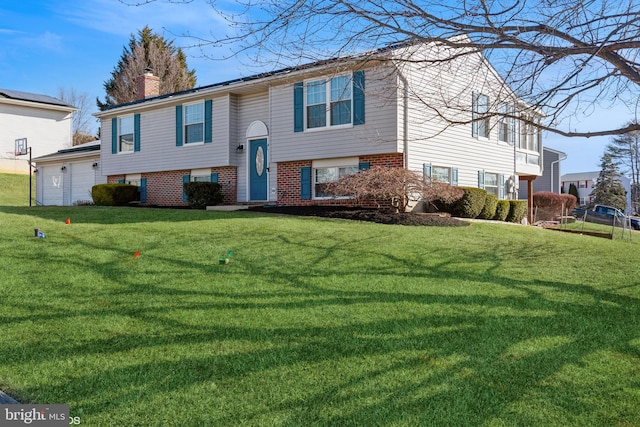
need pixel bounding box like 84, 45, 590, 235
41, 165, 64, 206
70, 161, 95, 205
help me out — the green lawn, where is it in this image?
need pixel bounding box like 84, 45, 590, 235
0, 173, 33, 206
0, 202, 639, 426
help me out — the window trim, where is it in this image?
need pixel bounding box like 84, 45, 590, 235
117, 115, 135, 154
304, 74, 354, 132
183, 101, 205, 145
312, 157, 359, 199
472, 92, 490, 140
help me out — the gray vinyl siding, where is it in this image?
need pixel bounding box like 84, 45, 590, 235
399, 44, 518, 185
101, 97, 234, 176
235, 91, 270, 202
268, 65, 399, 163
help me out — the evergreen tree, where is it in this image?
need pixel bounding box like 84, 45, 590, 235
606, 122, 640, 213
568, 183, 579, 204
97, 26, 197, 110
591, 153, 627, 211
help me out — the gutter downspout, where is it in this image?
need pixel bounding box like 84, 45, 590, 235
550, 152, 567, 193
397, 67, 409, 169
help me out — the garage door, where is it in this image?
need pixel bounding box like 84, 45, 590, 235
70, 161, 95, 205
41, 165, 64, 206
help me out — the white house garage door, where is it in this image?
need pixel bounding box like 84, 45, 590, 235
41, 165, 64, 206
69, 161, 95, 205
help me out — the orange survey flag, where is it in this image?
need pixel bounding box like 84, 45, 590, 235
133, 250, 140, 259
65, 217, 70, 224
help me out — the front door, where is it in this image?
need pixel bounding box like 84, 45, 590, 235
249, 138, 268, 201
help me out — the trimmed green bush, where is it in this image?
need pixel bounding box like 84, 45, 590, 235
494, 200, 510, 221
506, 200, 527, 223
91, 184, 139, 206
446, 187, 487, 218
478, 194, 498, 220
183, 182, 224, 209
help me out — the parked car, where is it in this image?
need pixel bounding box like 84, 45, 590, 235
573, 204, 640, 230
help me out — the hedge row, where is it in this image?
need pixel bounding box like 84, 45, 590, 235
437, 187, 527, 223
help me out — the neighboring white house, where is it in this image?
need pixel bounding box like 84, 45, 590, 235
33, 140, 104, 206
94, 41, 544, 214
561, 171, 631, 213
0, 89, 76, 174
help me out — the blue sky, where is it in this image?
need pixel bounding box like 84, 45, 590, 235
0, 0, 629, 175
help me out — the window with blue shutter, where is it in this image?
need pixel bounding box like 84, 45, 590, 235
423, 163, 432, 180
300, 166, 311, 200
294, 82, 304, 132
182, 174, 190, 202
139, 178, 147, 203
133, 114, 141, 152
204, 100, 213, 143
358, 161, 370, 171
353, 70, 365, 125
478, 170, 485, 189
210, 172, 218, 183
452, 168, 459, 186
176, 105, 183, 146
111, 118, 118, 154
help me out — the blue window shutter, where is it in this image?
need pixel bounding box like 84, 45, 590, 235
133, 114, 141, 152
478, 170, 485, 189
176, 105, 183, 146
182, 174, 190, 202
353, 71, 365, 125
111, 118, 118, 154
204, 100, 213, 143
210, 172, 218, 183
423, 162, 432, 180
472, 92, 478, 138
498, 174, 505, 199
300, 166, 311, 200
139, 178, 147, 203
452, 168, 459, 186
359, 161, 370, 171
118, 179, 124, 184
294, 82, 304, 132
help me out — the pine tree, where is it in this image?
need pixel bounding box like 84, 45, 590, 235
591, 153, 627, 211
97, 26, 197, 110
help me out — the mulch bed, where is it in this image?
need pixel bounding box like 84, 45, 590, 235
248, 205, 470, 227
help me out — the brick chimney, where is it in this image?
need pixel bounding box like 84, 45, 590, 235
136, 68, 160, 100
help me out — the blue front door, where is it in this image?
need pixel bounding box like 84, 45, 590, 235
249, 138, 268, 201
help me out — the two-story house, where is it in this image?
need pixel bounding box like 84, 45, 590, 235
94, 42, 543, 215
0, 89, 75, 174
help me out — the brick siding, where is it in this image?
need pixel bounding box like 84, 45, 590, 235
276, 152, 404, 207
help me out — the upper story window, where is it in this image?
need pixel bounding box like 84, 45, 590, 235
472, 92, 490, 139
184, 102, 204, 144
306, 75, 353, 129
119, 116, 134, 152
498, 103, 516, 145
175, 100, 212, 147
519, 114, 541, 152
294, 71, 365, 132
111, 114, 140, 154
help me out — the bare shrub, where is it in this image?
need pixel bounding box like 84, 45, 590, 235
323, 166, 463, 212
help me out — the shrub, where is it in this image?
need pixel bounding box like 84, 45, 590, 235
506, 200, 527, 223
559, 193, 577, 213
442, 187, 487, 218
478, 193, 498, 220
322, 166, 463, 212
183, 182, 224, 209
533, 191, 564, 221
494, 200, 510, 221
92, 184, 139, 206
